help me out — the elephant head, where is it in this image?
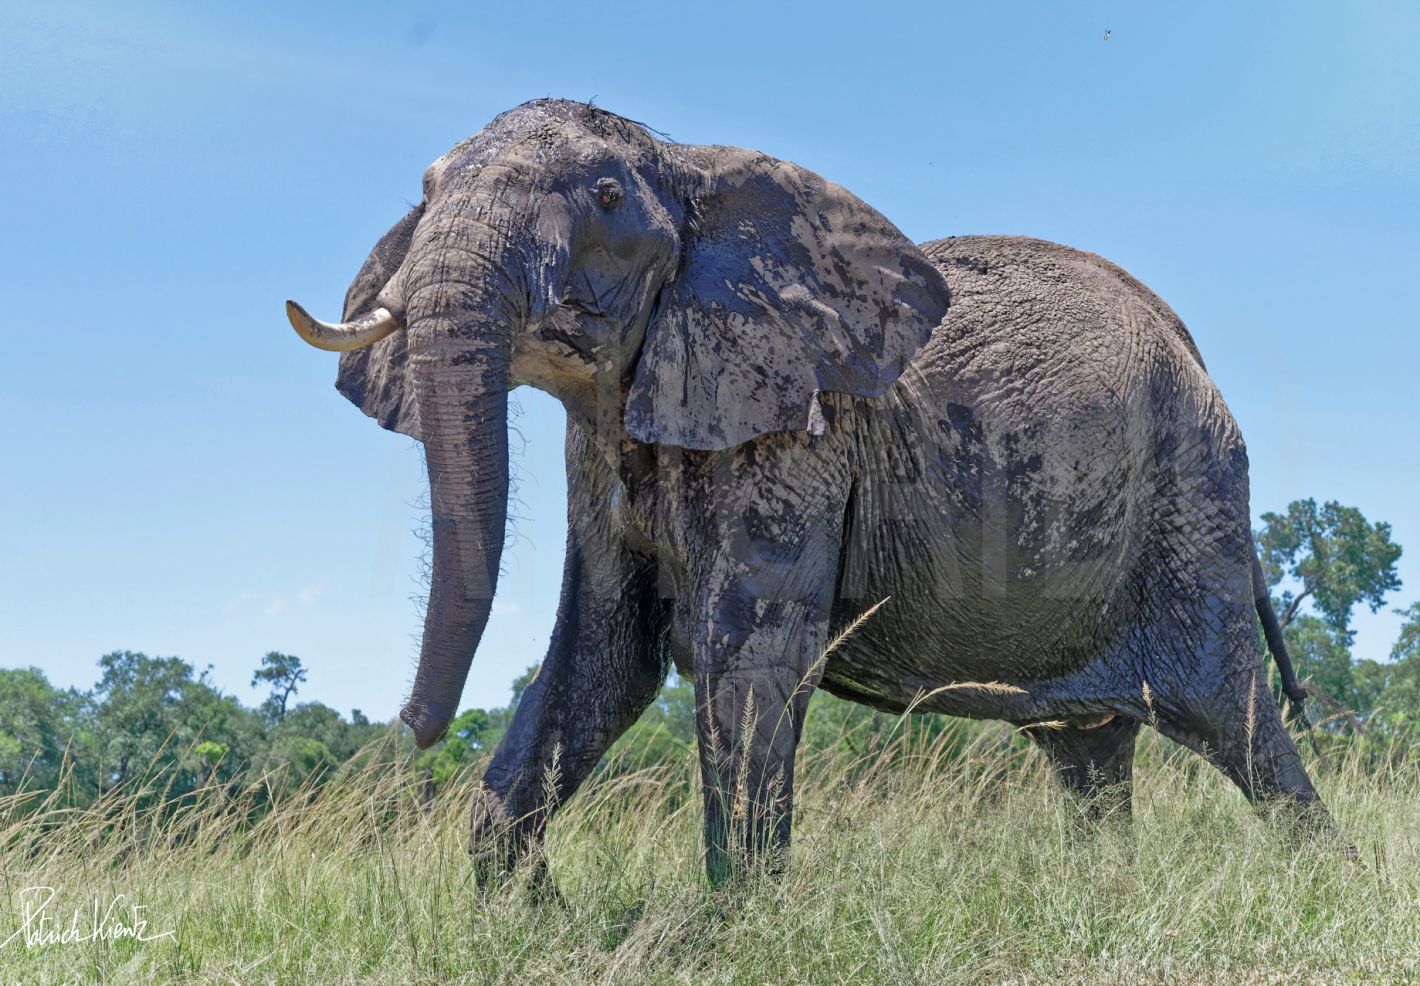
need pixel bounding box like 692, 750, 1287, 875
287, 99, 949, 749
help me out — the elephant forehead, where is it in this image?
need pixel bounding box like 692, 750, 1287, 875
435, 99, 663, 176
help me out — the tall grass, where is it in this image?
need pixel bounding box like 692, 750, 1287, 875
4, 721, 1420, 984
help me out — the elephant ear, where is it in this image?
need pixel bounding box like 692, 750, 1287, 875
623, 146, 949, 450
335, 205, 424, 440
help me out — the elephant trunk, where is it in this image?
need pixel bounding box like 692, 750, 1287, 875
398, 207, 519, 749
400, 367, 508, 748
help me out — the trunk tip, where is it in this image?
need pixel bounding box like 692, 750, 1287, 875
401, 701, 453, 750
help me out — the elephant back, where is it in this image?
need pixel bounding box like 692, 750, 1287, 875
921, 235, 1206, 372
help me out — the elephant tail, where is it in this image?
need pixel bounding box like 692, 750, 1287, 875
1252, 552, 1308, 722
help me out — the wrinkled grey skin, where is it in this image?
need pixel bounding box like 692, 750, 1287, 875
306, 99, 1329, 882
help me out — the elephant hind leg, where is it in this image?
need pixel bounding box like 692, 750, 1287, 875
1145, 595, 1340, 842
1156, 676, 1324, 810
1022, 715, 1141, 823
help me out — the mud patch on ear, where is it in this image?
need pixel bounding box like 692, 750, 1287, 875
625, 146, 948, 450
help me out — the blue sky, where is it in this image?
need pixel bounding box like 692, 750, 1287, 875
3, 1, 1417, 718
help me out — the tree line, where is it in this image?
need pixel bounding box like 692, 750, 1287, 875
3, 498, 1418, 807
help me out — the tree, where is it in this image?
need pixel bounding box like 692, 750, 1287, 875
194, 740, 228, 787
93, 651, 261, 795
1362, 603, 1420, 739
1281, 615, 1357, 711
415, 708, 494, 788
1257, 499, 1402, 635
608, 672, 696, 772
1255, 499, 1404, 730
0, 668, 90, 794
251, 652, 308, 722
1393, 602, 1420, 665
274, 701, 383, 763
94, 651, 197, 790
649, 670, 697, 742
0, 651, 393, 806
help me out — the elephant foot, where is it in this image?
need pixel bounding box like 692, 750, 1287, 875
469, 785, 543, 888
1257, 792, 1357, 862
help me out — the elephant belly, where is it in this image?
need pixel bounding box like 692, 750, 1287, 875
815, 235, 1197, 712
823, 376, 1152, 708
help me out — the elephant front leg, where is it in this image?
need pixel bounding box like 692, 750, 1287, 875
472, 547, 667, 875
694, 659, 813, 884
688, 542, 841, 885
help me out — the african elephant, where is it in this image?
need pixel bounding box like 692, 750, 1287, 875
287, 98, 1329, 882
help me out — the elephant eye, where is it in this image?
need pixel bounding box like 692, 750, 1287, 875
594, 177, 623, 209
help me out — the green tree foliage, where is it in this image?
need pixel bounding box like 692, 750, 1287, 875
92, 651, 260, 793
258, 701, 385, 788
1350, 603, 1420, 739
1394, 603, 1420, 664
416, 708, 493, 786
0, 668, 90, 794
1282, 616, 1360, 712
1255, 500, 1416, 741
1257, 499, 1402, 635
275, 701, 381, 763
194, 740, 228, 786
611, 671, 696, 770
251, 651, 308, 722
0, 652, 384, 808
